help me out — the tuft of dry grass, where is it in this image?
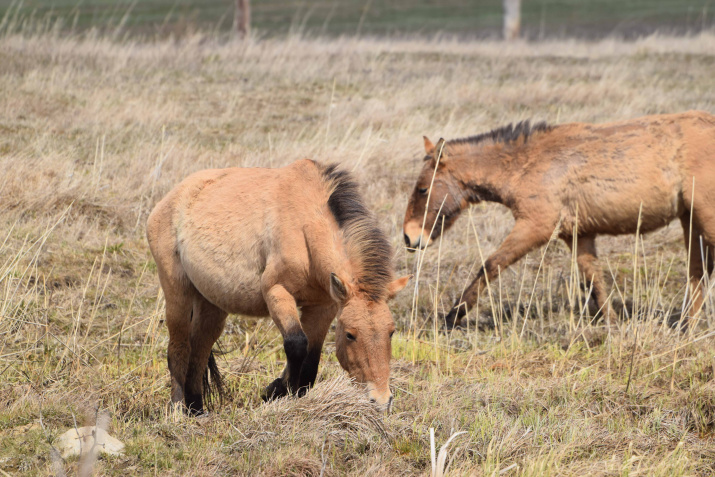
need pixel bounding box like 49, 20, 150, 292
1, 23, 715, 475
237, 375, 391, 446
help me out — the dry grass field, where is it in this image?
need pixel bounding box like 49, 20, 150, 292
2, 24, 715, 476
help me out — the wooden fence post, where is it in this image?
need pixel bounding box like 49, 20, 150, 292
235, 0, 250, 39
503, 0, 521, 41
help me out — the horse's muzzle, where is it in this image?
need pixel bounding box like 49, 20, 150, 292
404, 235, 428, 252
404, 221, 433, 252
368, 386, 393, 410
404, 233, 419, 253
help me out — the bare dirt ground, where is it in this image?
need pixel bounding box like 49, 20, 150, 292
1, 28, 715, 475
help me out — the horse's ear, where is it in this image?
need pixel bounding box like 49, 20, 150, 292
387, 275, 412, 301
434, 138, 447, 161
330, 273, 350, 304
423, 136, 435, 154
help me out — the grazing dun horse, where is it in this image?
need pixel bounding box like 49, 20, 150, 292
403, 111, 715, 329
147, 159, 409, 414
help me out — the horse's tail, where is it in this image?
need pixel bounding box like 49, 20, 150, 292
202, 350, 225, 410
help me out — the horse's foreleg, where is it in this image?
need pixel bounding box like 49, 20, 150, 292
296, 304, 338, 396
262, 284, 307, 401
445, 220, 551, 329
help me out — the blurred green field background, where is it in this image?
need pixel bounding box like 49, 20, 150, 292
2, 0, 713, 38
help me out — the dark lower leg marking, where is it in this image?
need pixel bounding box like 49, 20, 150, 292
184, 367, 205, 414
184, 392, 204, 416
284, 330, 308, 391
183, 350, 225, 415
296, 348, 322, 397
263, 330, 308, 401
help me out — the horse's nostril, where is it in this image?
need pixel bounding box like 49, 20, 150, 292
403, 233, 411, 246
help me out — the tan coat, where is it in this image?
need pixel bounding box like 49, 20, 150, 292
148, 159, 408, 413
404, 111, 715, 328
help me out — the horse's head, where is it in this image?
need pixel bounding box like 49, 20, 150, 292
329, 273, 410, 410
403, 136, 467, 251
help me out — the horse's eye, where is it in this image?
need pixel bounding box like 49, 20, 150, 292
346, 332, 356, 342
389, 330, 395, 339
418, 187, 428, 195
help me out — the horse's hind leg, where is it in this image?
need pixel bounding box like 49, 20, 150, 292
695, 210, 715, 287
157, 268, 195, 407
566, 235, 614, 324
184, 296, 228, 415
681, 214, 715, 319
148, 203, 195, 408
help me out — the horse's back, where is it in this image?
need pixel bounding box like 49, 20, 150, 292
148, 159, 323, 315
537, 111, 715, 235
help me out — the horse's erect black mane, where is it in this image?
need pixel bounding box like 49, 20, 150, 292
319, 164, 393, 302
448, 120, 551, 147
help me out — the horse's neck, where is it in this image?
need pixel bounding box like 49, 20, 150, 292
303, 217, 355, 294
454, 145, 514, 206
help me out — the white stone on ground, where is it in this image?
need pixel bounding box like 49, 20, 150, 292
56, 426, 124, 459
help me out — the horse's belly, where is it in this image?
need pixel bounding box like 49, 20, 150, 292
192, 267, 269, 316
179, 237, 270, 317
574, 188, 681, 235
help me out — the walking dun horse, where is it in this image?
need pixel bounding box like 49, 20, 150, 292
403, 111, 715, 329
147, 159, 409, 414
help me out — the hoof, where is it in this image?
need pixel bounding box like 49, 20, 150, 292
560, 325, 612, 350
262, 378, 289, 402
185, 393, 205, 416
444, 319, 465, 331
444, 308, 465, 330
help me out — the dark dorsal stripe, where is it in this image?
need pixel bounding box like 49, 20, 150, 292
320, 164, 393, 302
448, 120, 551, 148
